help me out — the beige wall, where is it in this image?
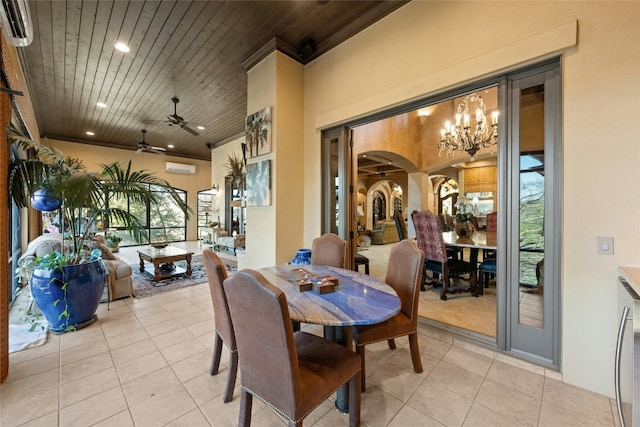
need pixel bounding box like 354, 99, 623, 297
302, 1, 640, 397
243, 51, 305, 269
48, 139, 211, 241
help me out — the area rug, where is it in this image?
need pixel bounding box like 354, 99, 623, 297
131, 255, 237, 297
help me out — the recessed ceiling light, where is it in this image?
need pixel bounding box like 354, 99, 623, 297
86, 131, 95, 136
114, 42, 130, 52
197, 125, 205, 130
167, 144, 174, 148
96, 102, 107, 108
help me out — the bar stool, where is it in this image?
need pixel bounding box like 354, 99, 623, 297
354, 253, 370, 275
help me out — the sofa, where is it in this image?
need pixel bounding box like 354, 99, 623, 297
371, 221, 400, 245
18, 233, 134, 302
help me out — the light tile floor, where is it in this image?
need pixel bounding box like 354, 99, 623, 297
2, 282, 620, 426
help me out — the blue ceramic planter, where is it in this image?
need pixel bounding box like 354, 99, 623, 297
31, 188, 61, 211
291, 249, 312, 265
30, 259, 106, 333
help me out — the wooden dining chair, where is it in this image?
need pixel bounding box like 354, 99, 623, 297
352, 239, 425, 392
412, 210, 478, 300
478, 211, 497, 292
393, 209, 408, 240
202, 249, 238, 403
223, 269, 362, 427
311, 233, 347, 268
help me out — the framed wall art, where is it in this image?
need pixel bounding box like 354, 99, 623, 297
245, 106, 272, 159
246, 159, 271, 206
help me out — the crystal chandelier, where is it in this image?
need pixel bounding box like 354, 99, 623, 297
438, 92, 498, 160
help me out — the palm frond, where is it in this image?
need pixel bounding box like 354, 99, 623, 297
225, 153, 245, 181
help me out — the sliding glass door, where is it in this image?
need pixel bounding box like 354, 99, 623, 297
505, 62, 561, 366
321, 59, 561, 368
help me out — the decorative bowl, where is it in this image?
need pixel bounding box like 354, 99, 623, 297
151, 242, 169, 249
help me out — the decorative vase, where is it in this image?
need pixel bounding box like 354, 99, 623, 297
454, 221, 476, 238
291, 249, 312, 265
31, 188, 61, 211
29, 259, 106, 333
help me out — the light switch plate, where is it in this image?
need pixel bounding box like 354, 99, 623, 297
597, 236, 614, 255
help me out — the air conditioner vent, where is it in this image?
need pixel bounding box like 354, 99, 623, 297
165, 162, 196, 174
0, 0, 33, 46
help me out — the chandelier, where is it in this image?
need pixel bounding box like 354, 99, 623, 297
438, 92, 498, 160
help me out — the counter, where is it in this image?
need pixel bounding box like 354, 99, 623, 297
619, 267, 640, 295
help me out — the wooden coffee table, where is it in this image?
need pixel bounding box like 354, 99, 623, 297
137, 246, 194, 282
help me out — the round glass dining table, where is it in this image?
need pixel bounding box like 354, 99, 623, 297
256, 264, 401, 412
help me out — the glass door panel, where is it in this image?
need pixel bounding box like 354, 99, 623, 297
508, 61, 561, 367
519, 149, 545, 327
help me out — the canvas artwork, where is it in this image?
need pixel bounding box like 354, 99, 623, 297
246, 160, 271, 206
245, 106, 272, 159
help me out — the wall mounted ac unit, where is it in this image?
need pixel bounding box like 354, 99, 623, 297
0, 0, 33, 46
165, 162, 196, 174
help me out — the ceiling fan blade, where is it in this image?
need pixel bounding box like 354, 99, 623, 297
180, 124, 200, 136
150, 146, 167, 153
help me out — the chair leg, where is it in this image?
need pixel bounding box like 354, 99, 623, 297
223, 350, 238, 403
440, 275, 450, 300
471, 269, 479, 297
356, 344, 366, 392
349, 371, 362, 427
209, 332, 223, 375
387, 339, 396, 349
239, 389, 252, 427
408, 333, 423, 373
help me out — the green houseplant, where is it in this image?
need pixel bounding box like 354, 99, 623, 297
224, 153, 245, 185
8, 128, 191, 332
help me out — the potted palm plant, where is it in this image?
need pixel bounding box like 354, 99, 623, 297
224, 153, 245, 185
8, 128, 191, 333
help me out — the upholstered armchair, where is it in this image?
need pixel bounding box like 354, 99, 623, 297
371, 220, 400, 245
91, 235, 134, 302
216, 233, 246, 255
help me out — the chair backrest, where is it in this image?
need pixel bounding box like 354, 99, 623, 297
385, 239, 425, 322
393, 209, 408, 240
486, 211, 497, 232
202, 250, 235, 348
310, 233, 347, 268
223, 270, 299, 414
411, 210, 448, 263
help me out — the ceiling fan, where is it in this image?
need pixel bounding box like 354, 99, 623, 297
166, 97, 200, 136
136, 129, 166, 154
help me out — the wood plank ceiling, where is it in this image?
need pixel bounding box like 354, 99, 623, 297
15, 0, 408, 160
